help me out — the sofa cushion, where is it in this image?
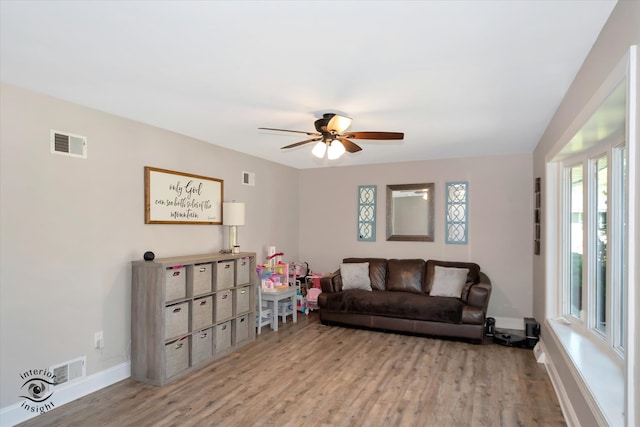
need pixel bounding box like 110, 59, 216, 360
386, 259, 425, 294
342, 258, 387, 290
430, 266, 469, 297
321, 289, 464, 324
425, 260, 480, 293
340, 263, 372, 291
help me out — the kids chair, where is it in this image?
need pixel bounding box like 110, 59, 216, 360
256, 286, 274, 334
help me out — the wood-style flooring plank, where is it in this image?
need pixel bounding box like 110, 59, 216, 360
17, 314, 565, 427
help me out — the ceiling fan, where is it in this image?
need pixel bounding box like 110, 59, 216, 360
259, 113, 404, 159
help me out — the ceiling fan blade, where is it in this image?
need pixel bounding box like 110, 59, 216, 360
281, 137, 321, 149
259, 127, 320, 136
326, 114, 352, 134
336, 137, 362, 153
342, 131, 404, 140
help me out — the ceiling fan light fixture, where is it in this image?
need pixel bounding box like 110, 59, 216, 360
261, 113, 403, 159
312, 141, 327, 158
327, 140, 345, 160
327, 114, 353, 134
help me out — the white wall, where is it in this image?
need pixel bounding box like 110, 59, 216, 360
0, 84, 300, 408
298, 153, 533, 324
532, 1, 639, 425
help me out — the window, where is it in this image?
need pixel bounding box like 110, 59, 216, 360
567, 164, 583, 320
593, 155, 607, 335
613, 145, 627, 351
357, 185, 376, 242
445, 181, 468, 244
561, 143, 627, 355
549, 46, 636, 426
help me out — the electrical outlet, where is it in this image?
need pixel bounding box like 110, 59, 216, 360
94, 331, 104, 349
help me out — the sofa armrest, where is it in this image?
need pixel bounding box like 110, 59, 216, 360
466, 272, 491, 311
461, 306, 485, 325
320, 272, 343, 293
461, 273, 491, 325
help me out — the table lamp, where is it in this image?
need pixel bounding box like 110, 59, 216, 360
223, 201, 245, 253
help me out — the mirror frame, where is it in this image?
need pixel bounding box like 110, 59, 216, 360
386, 183, 435, 241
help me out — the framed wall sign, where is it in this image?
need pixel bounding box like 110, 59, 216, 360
144, 167, 223, 224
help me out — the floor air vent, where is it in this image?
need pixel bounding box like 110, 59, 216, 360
50, 130, 87, 158
50, 356, 86, 386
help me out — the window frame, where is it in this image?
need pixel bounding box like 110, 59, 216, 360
563, 161, 585, 324
357, 185, 377, 242
610, 142, 627, 354
445, 181, 469, 244
560, 138, 626, 360
545, 45, 636, 427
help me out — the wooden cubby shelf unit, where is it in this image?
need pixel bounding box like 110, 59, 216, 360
131, 252, 257, 386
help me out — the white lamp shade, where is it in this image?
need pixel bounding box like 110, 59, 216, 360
223, 202, 245, 226
327, 141, 346, 159
312, 141, 327, 158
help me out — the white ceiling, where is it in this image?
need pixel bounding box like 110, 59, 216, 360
0, 1, 617, 169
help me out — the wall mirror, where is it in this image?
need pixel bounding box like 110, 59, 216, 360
386, 183, 435, 241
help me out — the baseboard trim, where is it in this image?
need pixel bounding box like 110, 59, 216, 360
0, 362, 130, 427
536, 339, 579, 427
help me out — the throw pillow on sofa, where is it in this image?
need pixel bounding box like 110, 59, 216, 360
430, 266, 469, 297
340, 262, 372, 291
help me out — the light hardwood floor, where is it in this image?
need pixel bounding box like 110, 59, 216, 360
18, 313, 565, 427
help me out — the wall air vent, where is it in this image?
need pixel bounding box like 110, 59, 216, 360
50, 130, 87, 158
50, 356, 86, 387
52, 364, 68, 385
242, 171, 255, 186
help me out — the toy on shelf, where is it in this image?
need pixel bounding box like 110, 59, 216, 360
257, 260, 289, 292
266, 251, 284, 266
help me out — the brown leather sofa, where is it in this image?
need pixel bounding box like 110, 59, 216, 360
318, 258, 492, 343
